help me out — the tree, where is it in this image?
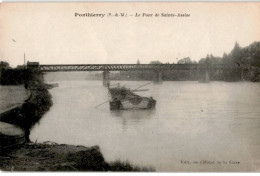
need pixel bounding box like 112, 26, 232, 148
149, 61, 162, 64
223, 52, 228, 59
136, 59, 140, 64
230, 41, 242, 63
177, 57, 192, 64
0, 61, 10, 69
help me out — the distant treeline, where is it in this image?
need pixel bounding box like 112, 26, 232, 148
0, 69, 30, 85
116, 41, 260, 82
0, 61, 43, 85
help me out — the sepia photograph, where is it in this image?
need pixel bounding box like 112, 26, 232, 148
0, 2, 260, 172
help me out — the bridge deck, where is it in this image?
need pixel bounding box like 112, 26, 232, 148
39, 64, 233, 72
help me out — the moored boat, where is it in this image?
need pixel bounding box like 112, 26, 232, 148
108, 84, 156, 110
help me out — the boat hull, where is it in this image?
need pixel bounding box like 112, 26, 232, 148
109, 98, 156, 110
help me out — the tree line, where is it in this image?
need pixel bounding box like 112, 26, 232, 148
118, 41, 260, 82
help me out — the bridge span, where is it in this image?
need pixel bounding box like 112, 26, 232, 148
27, 63, 240, 85
39, 64, 230, 72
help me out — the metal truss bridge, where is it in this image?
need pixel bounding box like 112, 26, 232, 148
39, 64, 232, 72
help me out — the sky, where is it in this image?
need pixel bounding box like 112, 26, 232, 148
0, 2, 259, 67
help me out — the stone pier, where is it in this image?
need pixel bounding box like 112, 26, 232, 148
199, 70, 210, 83
153, 70, 162, 83
103, 71, 110, 86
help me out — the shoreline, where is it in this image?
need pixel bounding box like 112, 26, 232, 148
0, 80, 154, 171
0, 81, 52, 142
0, 142, 154, 171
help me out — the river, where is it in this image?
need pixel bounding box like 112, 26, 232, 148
29, 72, 260, 171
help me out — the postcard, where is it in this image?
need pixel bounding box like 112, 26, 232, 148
0, 2, 260, 172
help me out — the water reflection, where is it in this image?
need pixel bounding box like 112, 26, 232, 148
110, 109, 155, 130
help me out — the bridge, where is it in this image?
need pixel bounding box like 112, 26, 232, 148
27, 62, 242, 85
38, 64, 229, 72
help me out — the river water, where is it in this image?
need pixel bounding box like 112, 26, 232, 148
30, 72, 260, 171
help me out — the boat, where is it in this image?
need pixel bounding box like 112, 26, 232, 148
108, 84, 156, 110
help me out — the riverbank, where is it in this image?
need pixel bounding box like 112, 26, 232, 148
0, 81, 154, 171
0, 142, 153, 171
0, 81, 52, 142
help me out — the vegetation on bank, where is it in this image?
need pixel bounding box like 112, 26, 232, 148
0, 69, 28, 85
110, 160, 155, 172
0, 80, 52, 142
0, 142, 154, 171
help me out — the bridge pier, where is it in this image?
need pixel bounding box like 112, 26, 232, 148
103, 71, 110, 86
199, 70, 210, 83
153, 70, 162, 83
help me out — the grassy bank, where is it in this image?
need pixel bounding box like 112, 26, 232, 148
0, 142, 154, 171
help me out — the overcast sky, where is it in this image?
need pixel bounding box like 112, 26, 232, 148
0, 2, 259, 67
